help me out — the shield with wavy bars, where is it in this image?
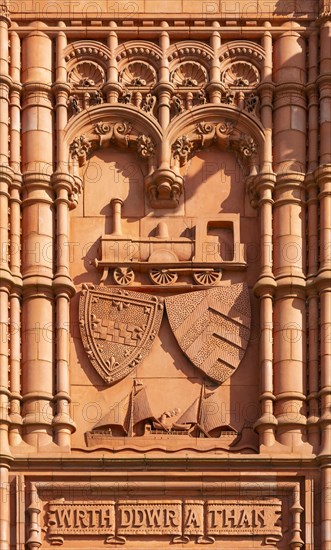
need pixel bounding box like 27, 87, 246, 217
165, 283, 251, 385
79, 285, 163, 384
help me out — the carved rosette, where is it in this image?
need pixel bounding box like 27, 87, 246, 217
79, 286, 163, 384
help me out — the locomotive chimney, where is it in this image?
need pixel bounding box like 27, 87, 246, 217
110, 198, 123, 235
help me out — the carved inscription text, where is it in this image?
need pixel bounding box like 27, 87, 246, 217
46, 499, 282, 545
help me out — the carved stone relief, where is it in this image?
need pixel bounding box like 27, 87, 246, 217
46, 498, 282, 546
79, 286, 163, 384
79, 283, 250, 387
166, 284, 251, 384
64, 38, 263, 122
90, 197, 246, 285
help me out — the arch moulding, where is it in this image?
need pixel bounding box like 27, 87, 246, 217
64, 103, 265, 209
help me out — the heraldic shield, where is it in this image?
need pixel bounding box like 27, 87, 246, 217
79, 285, 163, 384
165, 283, 251, 385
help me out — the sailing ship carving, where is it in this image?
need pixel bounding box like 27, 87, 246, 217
85, 381, 240, 448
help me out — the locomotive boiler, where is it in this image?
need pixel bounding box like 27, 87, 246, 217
92, 198, 246, 286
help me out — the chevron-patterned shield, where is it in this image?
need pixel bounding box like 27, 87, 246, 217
79, 285, 163, 384
165, 283, 251, 384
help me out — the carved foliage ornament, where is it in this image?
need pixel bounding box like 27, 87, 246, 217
136, 134, 156, 158
69, 122, 156, 165
79, 286, 164, 385
172, 135, 194, 165
171, 121, 258, 168
69, 135, 92, 162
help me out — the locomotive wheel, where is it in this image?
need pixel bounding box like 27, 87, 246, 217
113, 267, 135, 286
193, 270, 222, 286
149, 269, 178, 285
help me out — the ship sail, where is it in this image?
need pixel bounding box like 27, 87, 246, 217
132, 386, 155, 426
92, 393, 131, 434
174, 398, 199, 426
198, 391, 229, 434
91, 383, 156, 436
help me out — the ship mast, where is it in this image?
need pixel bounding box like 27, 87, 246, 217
127, 381, 135, 437
198, 382, 211, 438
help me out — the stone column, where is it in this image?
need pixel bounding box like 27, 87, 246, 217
0, 466, 10, 550
273, 22, 308, 449
207, 21, 222, 104
52, 24, 76, 447
0, 1, 12, 461
306, 28, 320, 450
21, 25, 54, 447
155, 21, 172, 133
104, 22, 121, 103
317, 19, 331, 549
0, 6, 13, 549
253, 23, 277, 448
9, 27, 23, 446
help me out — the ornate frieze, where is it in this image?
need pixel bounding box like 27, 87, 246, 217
63, 37, 263, 121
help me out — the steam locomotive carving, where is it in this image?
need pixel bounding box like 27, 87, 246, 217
92, 198, 246, 286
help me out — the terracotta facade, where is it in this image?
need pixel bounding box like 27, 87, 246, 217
0, 0, 330, 548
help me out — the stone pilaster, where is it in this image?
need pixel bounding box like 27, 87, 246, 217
253, 23, 277, 449
273, 23, 309, 450
52, 24, 76, 448
0, 0, 12, 466
8, 27, 23, 446
21, 26, 54, 447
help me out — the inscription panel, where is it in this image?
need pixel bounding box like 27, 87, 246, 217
45, 498, 282, 546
